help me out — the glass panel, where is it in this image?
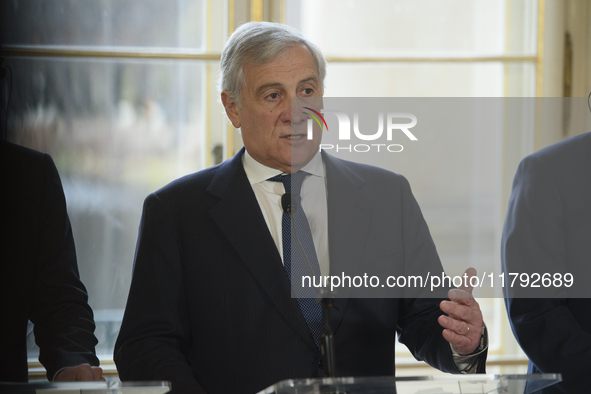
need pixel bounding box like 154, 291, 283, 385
324, 62, 536, 97
6, 56, 211, 357
1, 0, 207, 49
0, 381, 170, 393
286, 0, 538, 57
257, 374, 562, 394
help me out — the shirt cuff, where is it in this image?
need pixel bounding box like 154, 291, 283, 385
451, 321, 488, 374
52, 367, 68, 381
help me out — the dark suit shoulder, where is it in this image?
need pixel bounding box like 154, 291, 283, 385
515, 131, 591, 196
528, 131, 591, 168
144, 151, 247, 220
0, 141, 55, 188
0, 141, 64, 229
0, 140, 46, 162
138, 167, 222, 227
154, 148, 247, 198
324, 152, 408, 180
154, 163, 221, 198
322, 153, 413, 200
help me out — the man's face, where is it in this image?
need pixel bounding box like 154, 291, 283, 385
222, 45, 322, 173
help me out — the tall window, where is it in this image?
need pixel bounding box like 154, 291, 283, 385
2, 0, 229, 361
283, 0, 540, 370
2, 0, 583, 377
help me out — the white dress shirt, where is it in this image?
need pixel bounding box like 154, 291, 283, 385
242, 150, 330, 276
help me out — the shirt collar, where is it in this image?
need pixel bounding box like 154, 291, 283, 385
242, 150, 325, 185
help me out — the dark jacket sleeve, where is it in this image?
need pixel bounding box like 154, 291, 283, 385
29, 153, 99, 380
502, 154, 591, 393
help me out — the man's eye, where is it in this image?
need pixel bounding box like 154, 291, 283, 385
267, 93, 279, 100
302, 88, 313, 95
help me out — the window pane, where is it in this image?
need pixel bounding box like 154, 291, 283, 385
287, 0, 538, 57
324, 62, 536, 97
285, 0, 540, 362
1, 0, 207, 49
7, 56, 211, 357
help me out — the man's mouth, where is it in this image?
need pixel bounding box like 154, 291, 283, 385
285, 134, 305, 140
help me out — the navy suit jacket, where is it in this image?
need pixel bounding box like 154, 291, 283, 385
0, 141, 99, 382
502, 132, 591, 393
115, 149, 481, 394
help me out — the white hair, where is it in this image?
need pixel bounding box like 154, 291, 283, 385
218, 21, 326, 107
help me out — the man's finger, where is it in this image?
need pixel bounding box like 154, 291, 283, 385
74, 364, 95, 381
438, 314, 482, 355
440, 300, 474, 322
91, 366, 104, 381
447, 289, 475, 305
438, 315, 471, 335
54, 364, 99, 382
441, 328, 475, 355
458, 267, 477, 294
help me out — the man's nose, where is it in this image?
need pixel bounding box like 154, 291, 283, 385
279, 97, 295, 123
285, 97, 307, 125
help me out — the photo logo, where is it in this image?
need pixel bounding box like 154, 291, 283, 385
302, 107, 329, 139
304, 108, 418, 153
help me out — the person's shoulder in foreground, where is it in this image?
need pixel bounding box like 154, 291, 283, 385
0, 140, 102, 382
527, 130, 591, 165
502, 131, 591, 394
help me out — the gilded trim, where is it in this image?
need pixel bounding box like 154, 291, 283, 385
1, 47, 538, 64
227, 0, 236, 158
503, 0, 512, 98
535, 0, 546, 151
326, 56, 537, 63
227, 123, 235, 159
206, 63, 212, 168
228, 0, 235, 36
207, 0, 213, 52
251, 0, 264, 22
536, 0, 546, 98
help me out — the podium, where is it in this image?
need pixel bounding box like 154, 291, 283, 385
0, 381, 170, 393
257, 374, 561, 394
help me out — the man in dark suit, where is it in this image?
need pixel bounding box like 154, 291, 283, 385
115, 22, 487, 394
0, 140, 102, 382
502, 131, 591, 393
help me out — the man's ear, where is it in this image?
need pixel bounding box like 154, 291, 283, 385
221, 91, 241, 129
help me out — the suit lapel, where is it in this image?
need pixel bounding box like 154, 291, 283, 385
323, 153, 375, 334
206, 149, 317, 351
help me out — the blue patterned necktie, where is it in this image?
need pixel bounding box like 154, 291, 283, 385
269, 171, 323, 347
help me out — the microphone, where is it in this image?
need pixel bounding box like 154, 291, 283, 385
280, 192, 337, 378
281, 193, 297, 215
